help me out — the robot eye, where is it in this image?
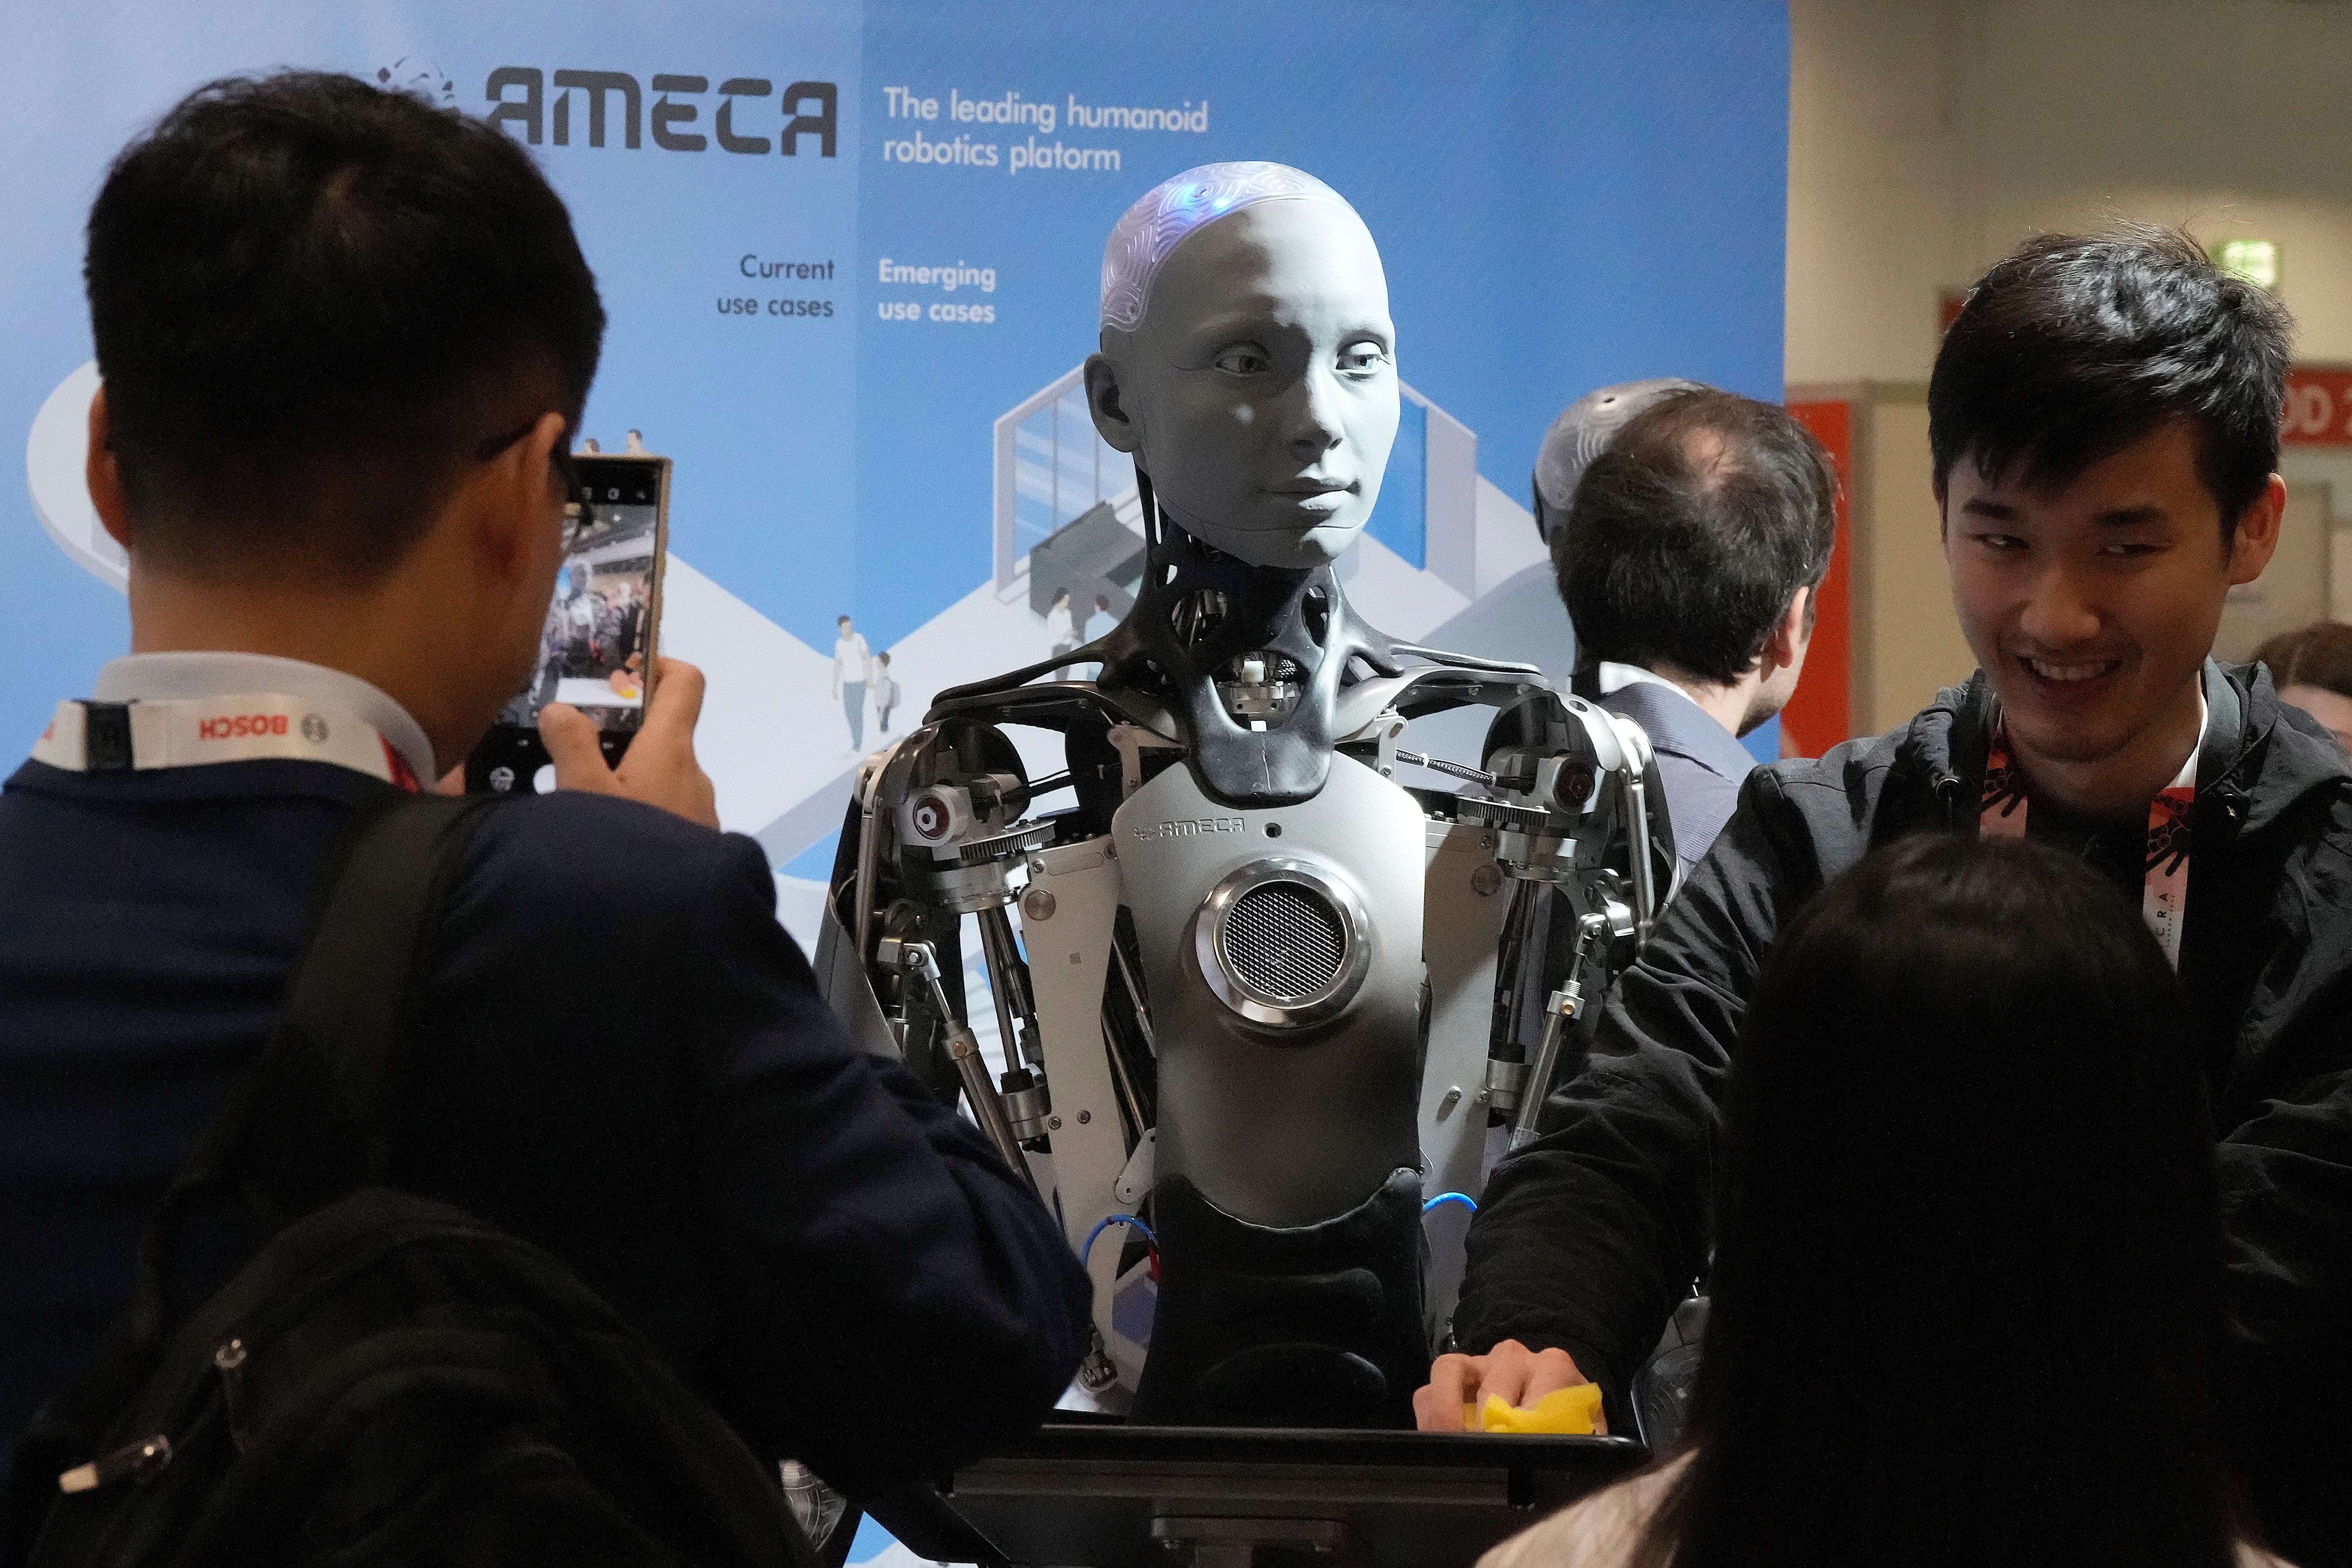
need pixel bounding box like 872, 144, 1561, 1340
1337, 342, 1388, 373
1213, 344, 1270, 376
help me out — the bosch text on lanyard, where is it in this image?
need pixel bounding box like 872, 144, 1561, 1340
1978, 706, 2197, 969
30, 694, 421, 792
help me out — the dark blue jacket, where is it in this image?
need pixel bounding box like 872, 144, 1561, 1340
0, 756, 1091, 1495
1593, 678, 1758, 878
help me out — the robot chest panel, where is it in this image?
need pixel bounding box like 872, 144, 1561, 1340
1111, 755, 1427, 1226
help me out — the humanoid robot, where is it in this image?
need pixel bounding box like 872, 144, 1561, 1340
820, 163, 1667, 1428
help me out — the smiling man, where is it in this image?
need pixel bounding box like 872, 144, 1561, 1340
1429, 229, 2352, 1565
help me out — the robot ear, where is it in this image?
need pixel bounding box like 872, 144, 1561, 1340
1083, 351, 1142, 455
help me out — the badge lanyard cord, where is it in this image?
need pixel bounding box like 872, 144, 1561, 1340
1977, 698, 2201, 970
30, 694, 423, 793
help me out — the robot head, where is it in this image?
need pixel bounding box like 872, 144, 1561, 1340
1085, 162, 1398, 570
1530, 378, 1705, 548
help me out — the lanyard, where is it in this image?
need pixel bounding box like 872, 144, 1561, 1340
1977, 710, 2197, 969
31, 694, 421, 792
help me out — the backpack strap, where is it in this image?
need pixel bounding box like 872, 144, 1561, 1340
131, 791, 505, 1341
239, 792, 499, 1201
5, 791, 502, 1553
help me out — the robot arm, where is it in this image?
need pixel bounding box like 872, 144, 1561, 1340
1472, 699, 1665, 1142
1340, 677, 1669, 1343
823, 713, 1154, 1389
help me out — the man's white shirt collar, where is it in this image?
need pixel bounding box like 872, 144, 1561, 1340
1594, 661, 1689, 701
94, 652, 436, 783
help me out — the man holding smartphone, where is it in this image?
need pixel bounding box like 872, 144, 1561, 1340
0, 70, 1089, 1499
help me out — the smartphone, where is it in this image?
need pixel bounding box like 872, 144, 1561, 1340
465, 453, 671, 794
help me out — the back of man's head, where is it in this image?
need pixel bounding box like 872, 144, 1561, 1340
1930, 227, 2290, 534
87, 71, 604, 582
1554, 388, 1837, 687
2254, 621, 2352, 702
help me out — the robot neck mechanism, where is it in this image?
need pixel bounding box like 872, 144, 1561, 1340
1092, 471, 1402, 810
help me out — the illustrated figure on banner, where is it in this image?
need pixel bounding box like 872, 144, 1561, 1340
1045, 587, 1077, 677
832, 613, 872, 754
874, 651, 901, 737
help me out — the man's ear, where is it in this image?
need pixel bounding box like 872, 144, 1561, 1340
1767, 584, 1813, 671
1084, 350, 1140, 455
463, 411, 568, 588
86, 384, 133, 556
2226, 472, 2287, 588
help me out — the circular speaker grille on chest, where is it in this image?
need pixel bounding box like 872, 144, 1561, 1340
1220, 880, 1348, 999
1195, 858, 1373, 1029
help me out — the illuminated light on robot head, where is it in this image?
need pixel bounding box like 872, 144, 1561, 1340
1099, 162, 1358, 332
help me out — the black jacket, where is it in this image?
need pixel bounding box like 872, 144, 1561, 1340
0, 756, 1092, 1498
1456, 662, 2352, 1563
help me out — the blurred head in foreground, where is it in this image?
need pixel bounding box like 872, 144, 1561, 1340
1647, 833, 2236, 1568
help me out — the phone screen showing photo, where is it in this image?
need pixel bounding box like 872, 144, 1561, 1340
466, 453, 668, 796
496, 455, 666, 734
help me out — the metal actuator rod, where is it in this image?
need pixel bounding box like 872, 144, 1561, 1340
882, 936, 1038, 1195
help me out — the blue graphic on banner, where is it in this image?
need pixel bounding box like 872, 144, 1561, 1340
1369, 400, 1429, 570
5, 2, 1785, 1555
7, 3, 1786, 905
9, 2, 1786, 906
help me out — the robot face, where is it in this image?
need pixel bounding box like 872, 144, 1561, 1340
1099, 199, 1400, 569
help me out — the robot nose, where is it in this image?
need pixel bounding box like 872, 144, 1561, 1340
1284, 369, 1348, 455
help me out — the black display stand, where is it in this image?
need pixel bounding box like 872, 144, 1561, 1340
856, 1419, 1648, 1568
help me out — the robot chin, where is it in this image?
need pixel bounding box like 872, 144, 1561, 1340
1182, 516, 1367, 570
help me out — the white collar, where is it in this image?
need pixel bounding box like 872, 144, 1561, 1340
95, 652, 436, 782
2171, 682, 2212, 791
1596, 661, 1694, 701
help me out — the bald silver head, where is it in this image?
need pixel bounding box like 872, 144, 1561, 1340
1084, 162, 1399, 569
1532, 378, 1706, 545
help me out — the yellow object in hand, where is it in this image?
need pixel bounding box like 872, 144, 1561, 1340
1464, 1383, 1603, 1434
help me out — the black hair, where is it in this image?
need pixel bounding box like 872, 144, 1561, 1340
1930, 228, 2290, 538
86, 70, 604, 579
1553, 388, 1836, 686
1640, 834, 2237, 1568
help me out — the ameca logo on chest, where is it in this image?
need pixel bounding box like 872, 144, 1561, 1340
1133, 817, 1246, 841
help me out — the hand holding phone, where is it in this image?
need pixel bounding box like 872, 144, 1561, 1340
467, 452, 670, 794
543, 657, 719, 828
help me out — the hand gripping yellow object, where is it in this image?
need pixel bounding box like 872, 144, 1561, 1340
1464, 1383, 1604, 1434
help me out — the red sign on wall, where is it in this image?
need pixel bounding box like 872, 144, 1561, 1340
1781, 400, 1853, 759
2282, 367, 2352, 446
